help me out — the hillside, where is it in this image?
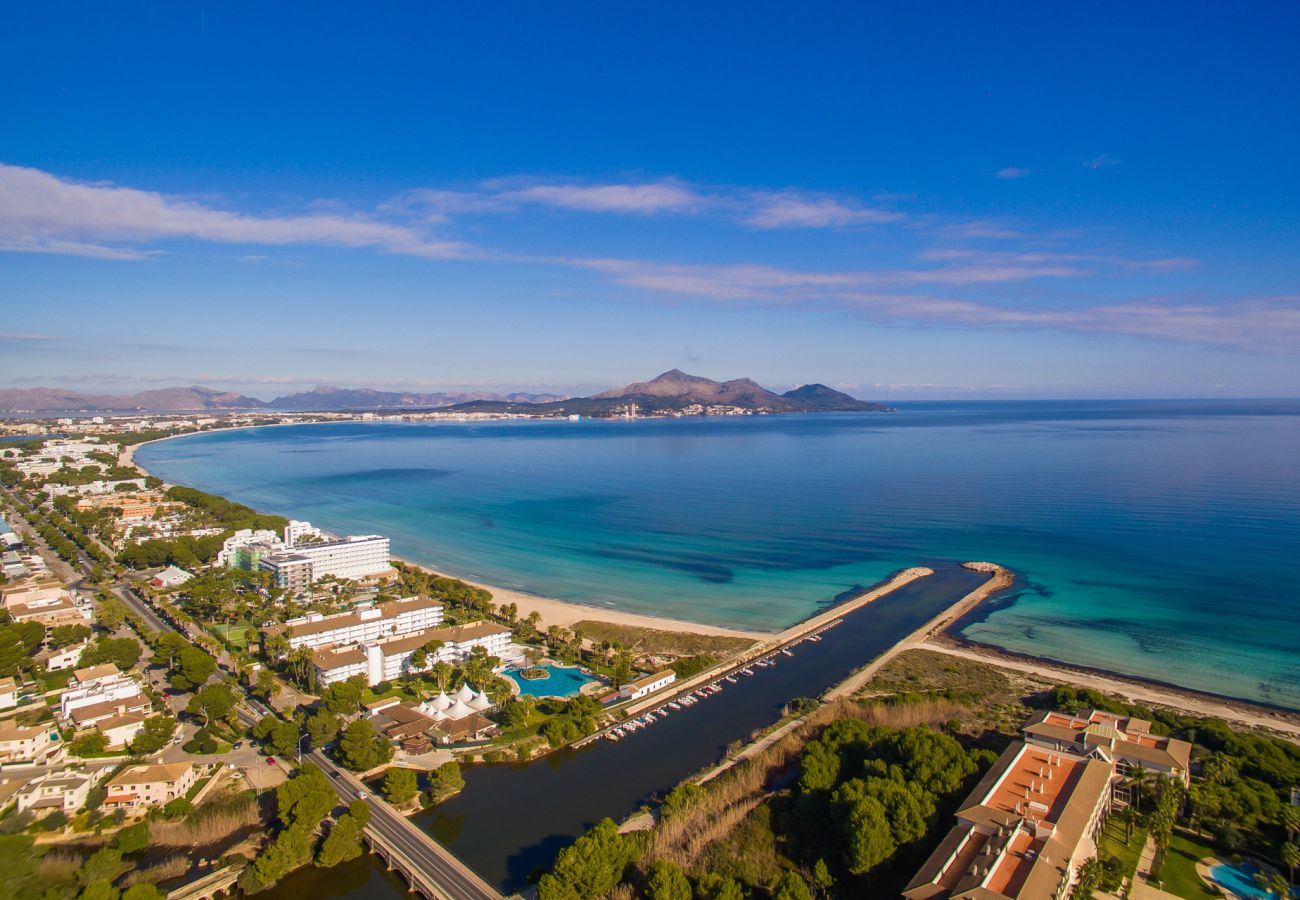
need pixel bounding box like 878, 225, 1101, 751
0, 386, 267, 413
444, 370, 889, 417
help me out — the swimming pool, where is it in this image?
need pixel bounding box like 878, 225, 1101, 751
505, 664, 597, 698
1210, 862, 1290, 899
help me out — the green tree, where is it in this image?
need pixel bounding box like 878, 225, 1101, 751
170, 646, 216, 691
320, 680, 363, 716
769, 871, 813, 900
121, 885, 163, 900
187, 682, 236, 727
81, 846, 127, 884
315, 813, 363, 867
306, 708, 341, 748
1071, 858, 1104, 899
129, 716, 177, 755
427, 761, 464, 802
79, 636, 142, 670
79, 881, 120, 900
348, 798, 371, 828
382, 767, 420, 805
694, 873, 745, 900
68, 731, 109, 757
840, 795, 895, 875
337, 719, 392, 772
95, 599, 128, 632
645, 860, 691, 900
254, 668, 281, 701
49, 623, 92, 649
536, 819, 637, 900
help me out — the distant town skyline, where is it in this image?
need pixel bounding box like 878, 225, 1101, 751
2, 3, 1298, 399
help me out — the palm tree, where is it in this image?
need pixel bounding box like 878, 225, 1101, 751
1281, 842, 1300, 889
1255, 870, 1290, 899
1114, 805, 1138, 844
1128, 762, 1148, 813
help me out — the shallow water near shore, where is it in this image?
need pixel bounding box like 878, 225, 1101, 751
137, 400, 1300, 710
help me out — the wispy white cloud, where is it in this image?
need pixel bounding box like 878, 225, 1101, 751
391, 178, 899, 231
0, 163, 475, 260
996, 167, 1031, 180
739, 191, 901, 229
0, 332, 58, 344
499, 180, 703, 215
1084, 153, 1122, 169
567, 256, 1296, 351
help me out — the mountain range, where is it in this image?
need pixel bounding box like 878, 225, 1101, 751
443, 369, 889, 416
0, 371, 886, 415
0, 385, 563, 413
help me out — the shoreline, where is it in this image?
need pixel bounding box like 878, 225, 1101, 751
128, 426, 1300, 720
926, 634, 1300, 738
394, 555, 771, 641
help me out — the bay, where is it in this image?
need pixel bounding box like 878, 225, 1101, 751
137, 400, 1300, 710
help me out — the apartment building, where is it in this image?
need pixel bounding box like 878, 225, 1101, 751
265, 596, 444, 652
260, 533, 391, 587
60, 664, 146, 720
0, 719, 62, 763
0, 677, 17, 709
8, 594, 92, 628
312, 620, 512, 687
15, 771, 91, 814
103, 762, 199, 809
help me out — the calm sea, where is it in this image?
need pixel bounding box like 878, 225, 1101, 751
137, 401, 1300, 710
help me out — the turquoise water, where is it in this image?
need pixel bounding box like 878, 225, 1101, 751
1211, 862, 1289, 898
136, 401, 1300, 710
505, 664, 597, 698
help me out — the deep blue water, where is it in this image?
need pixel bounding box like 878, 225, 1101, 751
137, 401, 1300, 709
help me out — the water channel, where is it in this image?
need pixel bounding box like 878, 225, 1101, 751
261, 563, 991, 897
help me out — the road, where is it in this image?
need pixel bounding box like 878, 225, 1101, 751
306, 749, 502, 900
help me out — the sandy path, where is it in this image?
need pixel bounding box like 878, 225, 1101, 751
920, 640, 1300, 739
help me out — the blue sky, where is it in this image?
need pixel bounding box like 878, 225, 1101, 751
1, 2, 1297, 399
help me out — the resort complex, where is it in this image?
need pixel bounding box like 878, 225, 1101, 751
0, 419, 1296, 900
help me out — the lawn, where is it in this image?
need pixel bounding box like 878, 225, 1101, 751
209, 622, 253, 649
1098, 815, 1147, 884
1155, 832, 1219, 899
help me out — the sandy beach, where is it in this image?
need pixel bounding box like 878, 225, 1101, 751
128, 430, 769, 640
397, 557, 771, 640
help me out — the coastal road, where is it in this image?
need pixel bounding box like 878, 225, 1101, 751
306, 749, 503, 900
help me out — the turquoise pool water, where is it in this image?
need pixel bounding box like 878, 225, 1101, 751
506, 664, 597, 698
1211, 862, 1289, 899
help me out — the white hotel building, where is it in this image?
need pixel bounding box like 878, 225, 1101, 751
313, 621, 513, 687
260, 533, 392, 588
266, 596, 445, 651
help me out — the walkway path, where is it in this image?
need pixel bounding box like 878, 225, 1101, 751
1130, 835, 1183, 900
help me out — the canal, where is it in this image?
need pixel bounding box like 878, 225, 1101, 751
262, 563, 991, 898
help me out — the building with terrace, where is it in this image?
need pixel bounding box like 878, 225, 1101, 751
265, 596, 445, 651
311, 621, 511, 686
1021, 709, 1192, 786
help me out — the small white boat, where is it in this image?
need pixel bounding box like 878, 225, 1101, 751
782, 649, 794, 657
725, 676, 738, 684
